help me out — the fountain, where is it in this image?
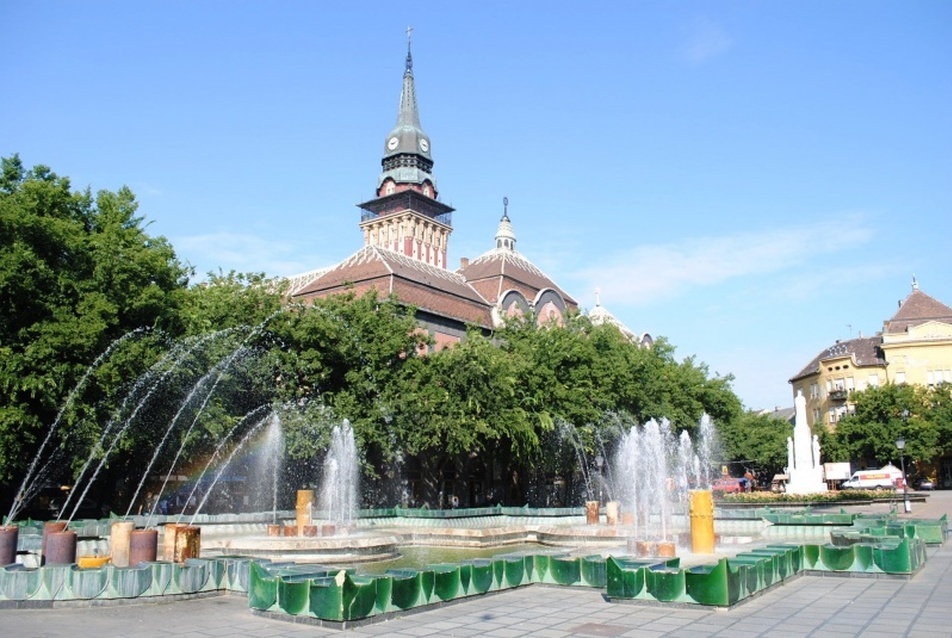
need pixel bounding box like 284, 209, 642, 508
317, 420, 359, 530
605, 416, 718, 555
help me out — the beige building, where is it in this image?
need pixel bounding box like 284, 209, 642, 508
790, 280, 952, 430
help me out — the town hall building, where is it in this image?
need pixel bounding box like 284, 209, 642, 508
286, 36, 641, 349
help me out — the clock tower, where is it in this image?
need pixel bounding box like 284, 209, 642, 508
358, 28, 453, 269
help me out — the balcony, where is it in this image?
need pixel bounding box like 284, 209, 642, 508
829, 389, 848, 402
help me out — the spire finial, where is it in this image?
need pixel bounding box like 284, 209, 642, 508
595, 287, 602, 307
405, 25, 413, 73
912, 274, 918, 291
502, 196, 509, 221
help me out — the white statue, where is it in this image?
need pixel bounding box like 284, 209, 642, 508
786, 390, 827, 494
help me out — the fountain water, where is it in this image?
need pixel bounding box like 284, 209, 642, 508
318, 420, 359, 528
7, 329, 148, 523
610, 415, 719, 542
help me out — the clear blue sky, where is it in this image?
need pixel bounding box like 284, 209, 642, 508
3, 2, 950, 412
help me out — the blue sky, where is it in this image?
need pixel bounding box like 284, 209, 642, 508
3, 2, 950, 412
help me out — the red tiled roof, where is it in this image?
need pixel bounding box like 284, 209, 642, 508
459, 249, 577, 307
884, 289, 952, 334
292, 246, 493, 327
790, 336, 886, 382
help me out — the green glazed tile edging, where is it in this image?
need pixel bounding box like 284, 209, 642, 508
0, 512, 944, 615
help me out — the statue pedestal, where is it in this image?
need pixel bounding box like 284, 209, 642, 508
786, 466, 827, 495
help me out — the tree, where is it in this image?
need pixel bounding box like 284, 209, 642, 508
0, 155, 190, 491
830, 383, 935, 466
718, 411, 790, 482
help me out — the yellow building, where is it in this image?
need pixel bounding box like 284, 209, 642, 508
790, 280, 952, 430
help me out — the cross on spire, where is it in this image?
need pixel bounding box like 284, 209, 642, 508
405, 25, 414, 72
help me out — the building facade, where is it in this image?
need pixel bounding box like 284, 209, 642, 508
790, 280, 952, 430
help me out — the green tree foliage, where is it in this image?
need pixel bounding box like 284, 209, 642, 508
830, 383, 942, 467
0, 155, 189, 484
267, 292, 426, 461
717, 411, 791, 480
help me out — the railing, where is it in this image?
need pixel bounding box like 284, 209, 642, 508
829, 389, 848, 401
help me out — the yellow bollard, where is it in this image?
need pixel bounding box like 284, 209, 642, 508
296, 489, 315, 535
689, 489, 715, 553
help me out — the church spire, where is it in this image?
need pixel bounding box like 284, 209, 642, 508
396, 25, 421, 131
377, 26, 436, 199
359, 30, 454, 269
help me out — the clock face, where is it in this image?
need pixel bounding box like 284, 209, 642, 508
419, 138, 429, 152
387, 136, 399, 151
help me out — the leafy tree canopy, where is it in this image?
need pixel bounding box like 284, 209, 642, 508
0, 155, 190, 482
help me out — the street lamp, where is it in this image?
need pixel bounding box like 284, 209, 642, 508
896, 427, 911, 514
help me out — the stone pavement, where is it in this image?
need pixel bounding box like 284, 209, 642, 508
2, 492, 949, 638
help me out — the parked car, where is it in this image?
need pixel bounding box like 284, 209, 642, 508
916, 479, 935, 491
711, 477, 744, 493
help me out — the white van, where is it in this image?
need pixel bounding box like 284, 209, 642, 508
840, 465, 904, 490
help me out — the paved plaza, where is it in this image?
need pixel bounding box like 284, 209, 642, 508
3, 492, 950, 637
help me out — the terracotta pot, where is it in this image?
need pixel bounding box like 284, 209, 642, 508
41, 521, 68, 565
163, 524, 184, 562
45, 530, 77, 565
0, 525, 19, 566
129, 528, 158, 566
585, 500, 600, 525
605, 501, 620, 526
173, 526, 200, 563
110, 521, 135, 567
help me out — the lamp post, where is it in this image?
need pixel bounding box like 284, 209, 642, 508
896, 419, 911, 513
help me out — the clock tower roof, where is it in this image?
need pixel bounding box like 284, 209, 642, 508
382, 28, 432, 164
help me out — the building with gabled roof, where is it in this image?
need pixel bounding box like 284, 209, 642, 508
290, 35, 583, 348
790, 278, 952, 430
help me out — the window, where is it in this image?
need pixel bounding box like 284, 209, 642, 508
845, 377, 855, 391
868, 374, 879, 387
895, 371, 906, 384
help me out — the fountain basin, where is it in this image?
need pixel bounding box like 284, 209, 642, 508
202, 533, 401, 564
